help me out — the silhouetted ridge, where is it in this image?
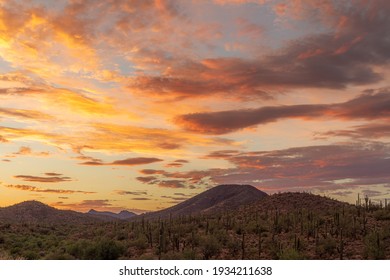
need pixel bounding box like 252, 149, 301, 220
0, 200, 98, 224
87, 209, 136, 220
243, 192, 351, 214
136, 184, 268, 220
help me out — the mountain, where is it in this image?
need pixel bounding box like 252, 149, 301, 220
135, 184, 268, 220
0, 200, 98, 224
244, 192, 351, 213
87, 209, 136, 220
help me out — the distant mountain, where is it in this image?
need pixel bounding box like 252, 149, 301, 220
0, 200, 98, 224
135, 184, 268, 220
87, 209, 136, 220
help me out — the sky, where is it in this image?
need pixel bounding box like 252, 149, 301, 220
0, 0, 389, 213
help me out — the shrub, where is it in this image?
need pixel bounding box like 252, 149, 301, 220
201, 236, 220, 260
364, 232, 385, 259
278, 248, 304, 260
96, 239, 124, 260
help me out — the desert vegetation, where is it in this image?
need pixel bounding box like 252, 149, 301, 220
0, 192, 389, 260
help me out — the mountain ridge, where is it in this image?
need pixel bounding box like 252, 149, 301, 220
0, 187, 357, 224
87, 209, 137, 220
133, 184, 268, 220
0, 200, 98, 224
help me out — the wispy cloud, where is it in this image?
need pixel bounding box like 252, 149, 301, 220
6, 184, 95, 194
114, 190, 148, 196
80, 157, 163, 166
175, 90, 390, 134
7, 146, 51, 158
14, 174, 72, 183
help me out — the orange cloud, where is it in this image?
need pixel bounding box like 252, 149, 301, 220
114, 190, 148, 196
14, 174, 72, 183
0, 135, 8, 143
174, 90, 390, 134
6, 184, 95, 194
0, 107, 54, 121
80, 157, 163, 166
7, 146, 50, 157
0, 5, 100, 81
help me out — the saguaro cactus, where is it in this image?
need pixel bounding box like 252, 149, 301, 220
337, 228, 344, 260
241, 232, 246, 260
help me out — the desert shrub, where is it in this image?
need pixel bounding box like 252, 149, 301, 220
181, 248, 197, 260
129, 235, 148, 251
227, 238, 240, 257
316, 237, 337, 257
45, 252, 75, 260
137, 253, 155, 260
161, 251, 185, 260
66, 240, 87, 259
214, 229, 229, 245
201, 236, 220, 260
10, 245, 21, 255
373, 210, 390, 221
83, 242, 99, 259
278, 248, 304, 260
96, 239, 124, 260
364, 232, 385, 259
116, 230, 127, 241
0, 249, 24, 260
22, 250, 39, 260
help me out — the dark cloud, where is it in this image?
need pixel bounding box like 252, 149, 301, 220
45, 172, 63, 177
80, 157, 163, 166
173, 192, 187, 196
161, 195, 188, 202
6, 184, 95, 194
202, 150, 240, 159
362, 189, 383, 197
136, 176, 158, 183
329, 191, 353, 197
165, 162, 184, 168
175, 90, 390, 134
131, 197, 151, 201
174, 159, 189, 163
79, 160, 104, 166
317, 123, 390, 140
114, 190, 148, 196
128, 0, 390, 101
14, 174, 72, 183
139, 169, 168, 175
157, 180, 187, 189
137, 167, 225, 189
164, 159, 190, 168
112, 157, 163, 165
199, 142, 390, 192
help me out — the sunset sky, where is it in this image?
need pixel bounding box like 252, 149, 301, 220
0, 0, 389, 213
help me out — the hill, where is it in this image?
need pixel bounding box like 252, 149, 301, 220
245, 192, 351, 213
1, 192, 389, 260
88, 209, 136, 220
136, 184, 268, 220
0, 200, 98, 224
